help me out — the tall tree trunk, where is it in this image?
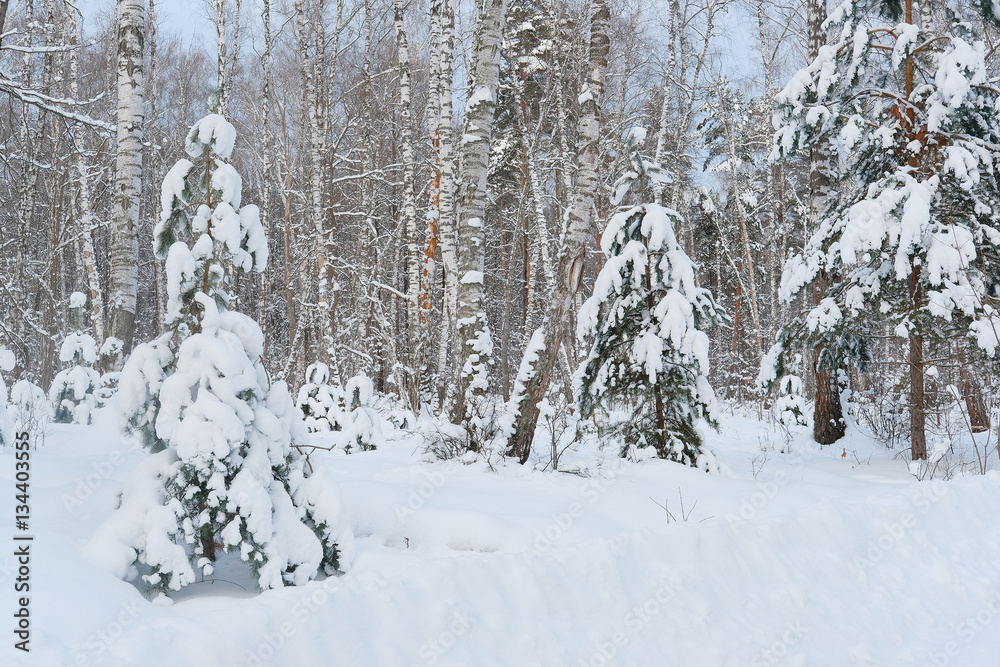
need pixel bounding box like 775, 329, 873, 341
958, 348, 989, 433
520, 100, 551, 331
295, 0, 335, 368
69, 11, 103, 343
453, 0, 507, 430
108, 0, 146, 352
756, 0, 781, 340
506, 0, 610, 462
258, 0, 275, 347
214, 0, 229, 115
908, 267, 927, 459
806, 0, 845, 445
277, 97, 298, 378
812, 276, 845, 444
148, 0, 164, 336
395, 0, 419, 411
904, 0, 927, 461
435, 0, 457, 410
419, 0, 442, 330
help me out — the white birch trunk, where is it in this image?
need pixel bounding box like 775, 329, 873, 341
525, 129, 551, 328
214, 0, 228, 114
453, 0, 508, 431
805, 0, 846, 445
436, 0, 458, 409
755, 0, 780, 340
258, 0, 275, 344
69, 12, 103, 342
395, 0, 419, 410
108, 0, 145, 351
295, 0, 335, 369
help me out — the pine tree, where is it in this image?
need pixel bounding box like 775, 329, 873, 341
576, 130, 720, 465
49, 294, 100, 425
107, 115, 342, 593
768, 0, 1000, 460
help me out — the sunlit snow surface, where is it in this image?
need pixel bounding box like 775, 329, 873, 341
4, 404, 1000, 666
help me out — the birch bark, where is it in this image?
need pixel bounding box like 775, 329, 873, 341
108, 0, 146, 352
69, 11, 103, 342
395, 0, 419, 410
453, 0, 508, 430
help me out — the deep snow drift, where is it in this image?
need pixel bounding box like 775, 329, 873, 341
3, 404, 1000, 666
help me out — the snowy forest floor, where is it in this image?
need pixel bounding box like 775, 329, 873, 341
4, 404, 1000, 666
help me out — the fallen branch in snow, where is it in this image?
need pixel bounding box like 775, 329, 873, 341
293, 442, 336, 474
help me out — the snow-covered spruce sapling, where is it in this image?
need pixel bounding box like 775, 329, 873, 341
10, 380, 52, 435
767, 0, 1000, 460
108, 115, 341, 593
296, 362, 346, 433
49, 293, 100, 425
0, 347, 14, 447
344, 373, 384, 453
94, 337, 124, 407
576, 129, 721, 465
773, 375, 809, 428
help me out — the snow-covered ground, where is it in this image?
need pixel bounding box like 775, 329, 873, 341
4, 404, 1000, 666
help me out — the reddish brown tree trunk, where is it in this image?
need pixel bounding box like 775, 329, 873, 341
904, 0, 927, 461
908, 265, 927, 460
813, 365, 845, 444
646, 253, 667, 453
812, 275, 845, 444
960, 363, 989, 433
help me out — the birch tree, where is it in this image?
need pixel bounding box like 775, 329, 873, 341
295, 0, 336, 376
395, 0, 419, 410
506, 0, 610, 463
434, 0, 458, 408
453, 0, 508, 435
108, 0, 146, 352
68, 11, 103, 344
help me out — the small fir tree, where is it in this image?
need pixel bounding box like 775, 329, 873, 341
576, 129, 721, 465
11, 380, 51, 433
106, 115, 342, 593
344, 373, 383, 453
774, 375, 810, 428
94, 337, 125, 407
296, 362, 345, 433
0, 348, 14, 448
49, 294, 101, 425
